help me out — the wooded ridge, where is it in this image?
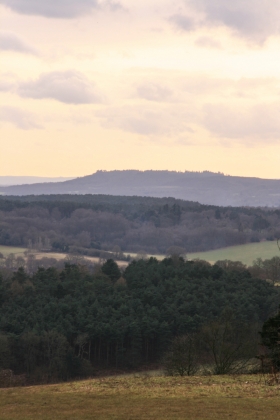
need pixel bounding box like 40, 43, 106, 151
1, 170, 280, 207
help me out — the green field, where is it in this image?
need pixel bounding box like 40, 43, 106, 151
187, 241, 280, 266
131, 241, 280, 266
0, 245, 27, 257
0, 374, 279, 420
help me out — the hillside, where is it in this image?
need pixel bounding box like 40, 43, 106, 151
1, 170, 280, 207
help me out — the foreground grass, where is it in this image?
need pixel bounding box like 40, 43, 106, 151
1, 374, 280, 420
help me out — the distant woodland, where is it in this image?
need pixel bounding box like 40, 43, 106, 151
0, 195, 280, 255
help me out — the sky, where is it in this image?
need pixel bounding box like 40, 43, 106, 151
1, 0, 280, 178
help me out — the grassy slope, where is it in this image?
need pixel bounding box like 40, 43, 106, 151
1, 374, 280, 420
131, 241, 280, 266
187, 241, 280, 266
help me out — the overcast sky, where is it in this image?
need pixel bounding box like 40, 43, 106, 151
1, 0, 280, 178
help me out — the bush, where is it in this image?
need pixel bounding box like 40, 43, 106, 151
163, 334, 200, 376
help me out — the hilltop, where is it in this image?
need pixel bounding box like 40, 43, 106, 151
1, 170, 280, 207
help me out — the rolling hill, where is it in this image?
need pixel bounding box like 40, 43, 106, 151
1, 170, 280, 207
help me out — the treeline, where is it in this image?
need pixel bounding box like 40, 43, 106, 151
1, 195, 280, 254
0, 258, 279, 383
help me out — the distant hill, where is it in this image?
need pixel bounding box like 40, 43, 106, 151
1, 170, 280, 207
0, 176, 74, 186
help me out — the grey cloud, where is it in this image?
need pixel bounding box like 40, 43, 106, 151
0, 32, 37, 54
202, 103, 280, 141
0, 106, 42, 129
0, 0, 98, 18
18, 71, 102, 104
188, 0, 280, 42
136, 83, 173, 102
169, 14, 195, 32
104, 0, 124, 12
0, 0, 123, 18
0, 81, 13, 91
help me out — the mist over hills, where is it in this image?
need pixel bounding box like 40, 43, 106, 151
1, 170, 280, 207
0, 176, 74, 186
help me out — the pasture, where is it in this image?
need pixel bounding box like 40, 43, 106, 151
187, 241, 280, 266
0, 374, 280, 419
0, 245, 27, 257
128, 242, 280, 266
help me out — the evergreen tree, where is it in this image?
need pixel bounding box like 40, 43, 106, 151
101, 259, 121, 283
260, 307, 280, 371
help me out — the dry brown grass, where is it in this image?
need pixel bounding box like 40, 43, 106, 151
33, 252, 128, 267
1, 374, 280, 419
0, 245, 128, 268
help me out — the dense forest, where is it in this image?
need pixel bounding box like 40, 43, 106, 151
0, 257, 279, 383
1, 195, 280, 255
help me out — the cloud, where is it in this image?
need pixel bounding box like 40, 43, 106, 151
195, 36, 221, 49
0, 81, 13, 91
169, 14, 195, 32
0, 106, 42, 129
136, 83, 173, 102
18, 71, 102, 104
202, 103, 280, 142
0, 32, 37, 54
99, 105, 193, 137
0, 0, 123, 18
0, 0, 99, 18
104, 0, 124, 12
187, 0, 280, 42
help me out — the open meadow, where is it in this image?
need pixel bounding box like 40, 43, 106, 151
128, 241, 280, 266
0, 374, 280, 420
187, 241, 280, 266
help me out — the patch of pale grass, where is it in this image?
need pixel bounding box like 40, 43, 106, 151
0, 245, 27, 256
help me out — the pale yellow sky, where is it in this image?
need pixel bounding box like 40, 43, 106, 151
1, 0, 280, 178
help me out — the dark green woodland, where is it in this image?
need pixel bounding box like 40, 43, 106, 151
0, 257, 279, 382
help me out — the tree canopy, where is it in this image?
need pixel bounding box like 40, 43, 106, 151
0, 258, 278, 382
